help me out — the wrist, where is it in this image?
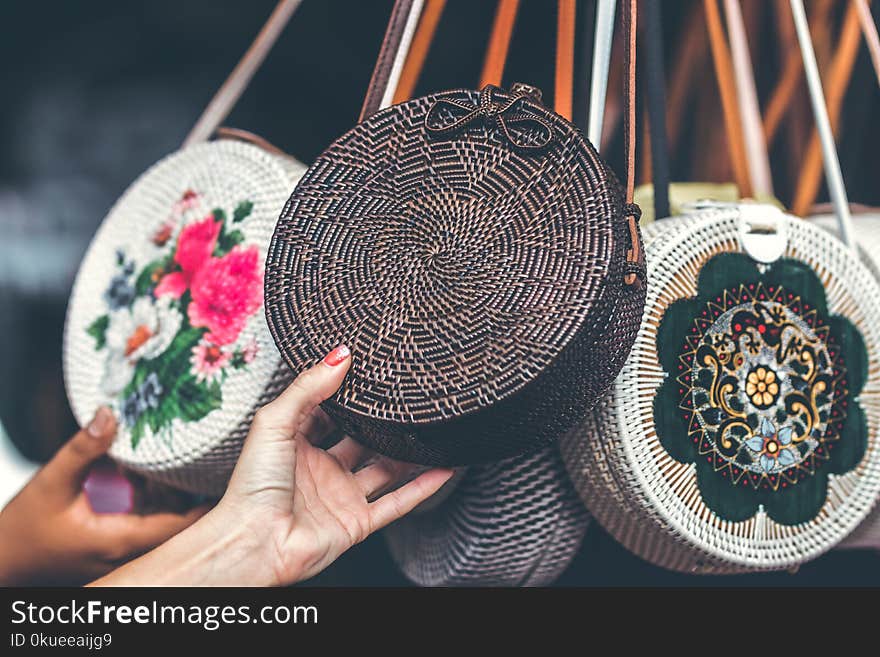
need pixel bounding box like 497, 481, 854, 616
91, 504, 278, 587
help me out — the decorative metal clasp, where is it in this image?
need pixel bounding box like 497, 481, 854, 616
424, 84, 553, 153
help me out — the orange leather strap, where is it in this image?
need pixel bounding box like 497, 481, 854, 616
704, 0, 752, 197
480, 0, 520, 87
393, 0, 447, 103
792, 1, 862, 216
555, 0, 576, 120
399, 0, 574, 121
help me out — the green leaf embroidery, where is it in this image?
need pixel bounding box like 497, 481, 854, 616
216, 228, 245, 256
145, 407, 165, 435
153, 326, 205, 391
134, 256, 172, 297
131, 415, 146, 449
86, 315, 109, 350
212, 208, 227, 223
232, 200, 254, 223
175, 375, 222, 423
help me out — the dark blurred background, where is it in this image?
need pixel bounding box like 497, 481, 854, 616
0, 0, 878, 585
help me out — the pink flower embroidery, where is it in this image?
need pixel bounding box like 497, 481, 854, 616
190, 341, 232, 383
188, 246, 263, 345
155, 215, 221, 299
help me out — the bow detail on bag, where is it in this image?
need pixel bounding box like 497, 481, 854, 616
424, 85, 554, 153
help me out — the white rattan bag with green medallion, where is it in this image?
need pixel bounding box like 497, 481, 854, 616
560, 1, 880, 573
63, 0, 306, 495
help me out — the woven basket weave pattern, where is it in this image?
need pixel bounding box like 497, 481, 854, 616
384, 445, 589, 586
265, 87, 645, 465
561, 208, 880, 572
812, 214, 880, 551
64, 141, 306, 495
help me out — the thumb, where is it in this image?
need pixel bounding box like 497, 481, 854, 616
250, 344, 352, 438
38, 407, 117, 499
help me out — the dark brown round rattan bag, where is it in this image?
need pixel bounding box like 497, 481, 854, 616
264, 74, 647, 465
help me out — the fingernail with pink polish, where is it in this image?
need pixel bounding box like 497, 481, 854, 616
323, 344, 350, 367
87, 407, 114, 438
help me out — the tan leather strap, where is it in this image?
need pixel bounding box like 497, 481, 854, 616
360, 0, 424, 120
704, 0, 752, 197
792, 1, 862, 216
555, 0, 576, 121
183, 0, 304, 147
480, 0, 520, 87
622, 0, 642, 288
724, 0, 773, 196
213, 127, 287, 156
855, 0, 880, 86
394, 0, 447, 103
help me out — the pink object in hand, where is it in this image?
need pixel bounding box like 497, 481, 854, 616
84, 463, 134, 514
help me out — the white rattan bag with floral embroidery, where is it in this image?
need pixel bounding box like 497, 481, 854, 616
63, 1, 306, 495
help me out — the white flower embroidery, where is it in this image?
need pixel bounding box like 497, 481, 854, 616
100, 297, 181, 395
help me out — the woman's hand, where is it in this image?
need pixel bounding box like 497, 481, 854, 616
0, 409, 207, 585
92, 346, 454, 586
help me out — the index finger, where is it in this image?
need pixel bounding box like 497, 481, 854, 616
368, 468, 455, 531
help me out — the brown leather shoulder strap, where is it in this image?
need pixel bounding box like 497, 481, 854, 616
183, 0, 304, 147
213, 127, 287, 157
360, 0, 423, 120
622, 0, 643, 288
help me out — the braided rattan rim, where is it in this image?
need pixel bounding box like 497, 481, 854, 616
812, 213, 880, 551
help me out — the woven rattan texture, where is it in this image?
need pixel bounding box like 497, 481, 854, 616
383, 445, 589, 586
812, 213, 880, 551
561, 208, 880, 573
64, 141, 306, 495
265, 87, 645, 466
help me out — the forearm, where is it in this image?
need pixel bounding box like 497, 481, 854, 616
89, 509, 275, 587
